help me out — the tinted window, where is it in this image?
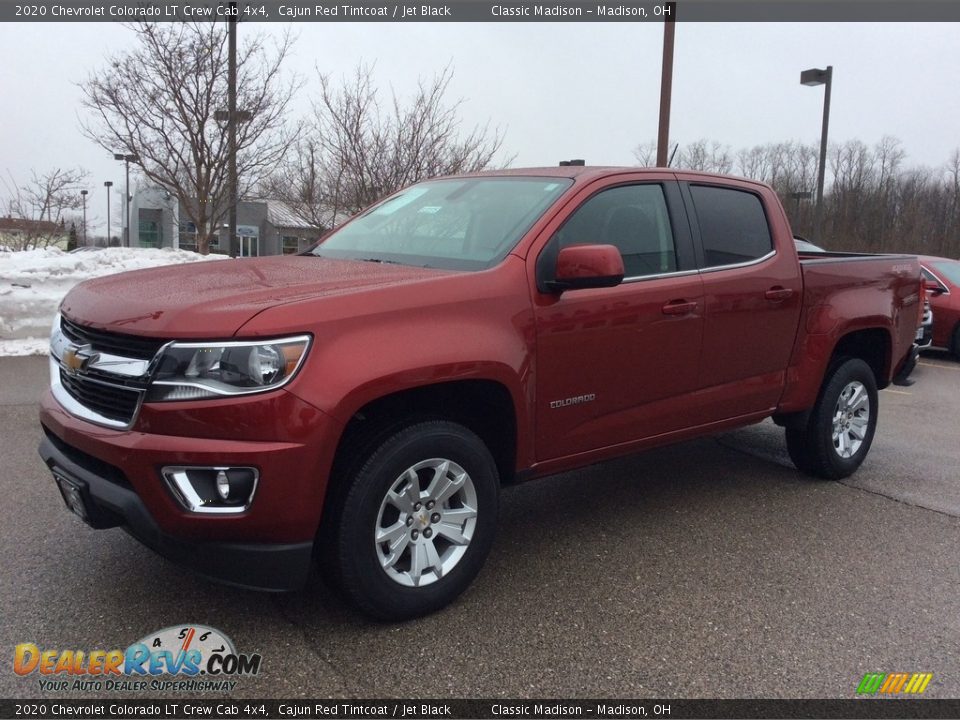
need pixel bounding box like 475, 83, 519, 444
689, 185, 773, 268
554, 184, 677, 277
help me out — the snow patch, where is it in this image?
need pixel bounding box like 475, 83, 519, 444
0, 338, 49, 357
0, 247, 227, 355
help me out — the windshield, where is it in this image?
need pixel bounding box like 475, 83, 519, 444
311, 177, 573, 270
930, 260, 960, 288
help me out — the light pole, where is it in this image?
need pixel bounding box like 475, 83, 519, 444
104, 181, 113, 245
113, 153, 139, 247
80, 190, 88, 246
801, 65, 833, 241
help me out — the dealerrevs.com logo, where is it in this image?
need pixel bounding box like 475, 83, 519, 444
14, 625, 261, 693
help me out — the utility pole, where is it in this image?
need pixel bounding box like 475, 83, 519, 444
656, 2, 677, 167
228, 4, 238, 258
215, 5, 250, 257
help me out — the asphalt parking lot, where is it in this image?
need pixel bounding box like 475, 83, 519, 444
1, 353, 958, 700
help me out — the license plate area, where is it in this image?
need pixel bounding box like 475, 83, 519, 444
52, 468, 122, 529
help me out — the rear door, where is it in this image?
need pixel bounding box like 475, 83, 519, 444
681, 180, 803, 420
532, 174, 705, 461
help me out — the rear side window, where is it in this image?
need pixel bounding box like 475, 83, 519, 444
689, 185, 773, 268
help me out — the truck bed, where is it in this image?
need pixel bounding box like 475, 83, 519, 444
774, 250, 922, 413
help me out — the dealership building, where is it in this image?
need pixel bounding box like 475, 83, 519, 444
128, 187, 343, 256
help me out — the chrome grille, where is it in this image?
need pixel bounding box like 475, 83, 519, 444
60, 316, 166, 361
59, 369, 144, 424
50, 316, 164, 429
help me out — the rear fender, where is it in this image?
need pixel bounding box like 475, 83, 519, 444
778, 317, 893, 414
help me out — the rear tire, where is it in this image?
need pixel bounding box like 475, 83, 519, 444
786, 358, 878, 480
326, 420, 499, 620
952, 324, 960, 359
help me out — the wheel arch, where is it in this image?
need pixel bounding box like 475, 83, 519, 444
775, 326, 892, 428
829, 327, 891, 389
318, 379, 520, 535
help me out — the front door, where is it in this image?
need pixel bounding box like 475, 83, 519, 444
240, 234, 259, 257
532, 177, 705, 461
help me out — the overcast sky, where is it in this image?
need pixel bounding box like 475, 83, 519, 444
1, 20, 958, 232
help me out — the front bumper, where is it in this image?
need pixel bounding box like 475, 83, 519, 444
40, 433, 312, 591
38, 387, 340, 591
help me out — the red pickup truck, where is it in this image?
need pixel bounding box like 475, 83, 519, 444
39, 167, 922, 619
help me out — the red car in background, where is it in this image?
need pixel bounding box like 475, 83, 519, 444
920, 256, 960, 357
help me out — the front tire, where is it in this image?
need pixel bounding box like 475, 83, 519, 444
786, 358, 878, 480
329, 421, 499, 620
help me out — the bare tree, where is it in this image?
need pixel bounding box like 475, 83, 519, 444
79, 22, 301, 254
266, 64, 507, 229
630, 134, 960, 258
2, 168, 89, 250
263, 137, 332, 230
673, 139, 733, 174
875, 136, 906, 191
737, 144, 772, 180
946, 147, 960, 219
632, 141, 658, 167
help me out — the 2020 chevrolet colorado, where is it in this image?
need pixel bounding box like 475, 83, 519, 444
39, 167, 923, 619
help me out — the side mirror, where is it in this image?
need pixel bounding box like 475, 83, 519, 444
926, 286, 945, 297
548, 244, 625, 292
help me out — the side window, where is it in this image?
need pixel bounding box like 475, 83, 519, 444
689, 185, 773, 268
921, 267, 948, 293
555, 184, 677, 277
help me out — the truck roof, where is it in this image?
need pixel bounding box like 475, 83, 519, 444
446, 165, 768, 189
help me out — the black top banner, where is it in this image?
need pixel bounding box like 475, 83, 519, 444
4, 0, 960, 22
4, 699, 960, 719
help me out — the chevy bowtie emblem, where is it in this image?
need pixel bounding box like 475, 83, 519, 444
62, 344, 99, 375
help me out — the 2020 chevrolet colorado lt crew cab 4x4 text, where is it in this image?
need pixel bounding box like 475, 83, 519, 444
39, 167, 923, 619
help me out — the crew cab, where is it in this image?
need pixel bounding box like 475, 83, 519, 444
39, 168, 922, 619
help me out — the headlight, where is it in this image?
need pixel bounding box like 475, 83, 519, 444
146, 335, 311, 401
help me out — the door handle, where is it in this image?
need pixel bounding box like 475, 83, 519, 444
662, 300, 697, 316
764, 287, 794, 302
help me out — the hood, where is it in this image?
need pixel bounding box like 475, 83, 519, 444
61, 255, 452, 338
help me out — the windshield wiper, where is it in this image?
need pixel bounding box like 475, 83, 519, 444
357, 257, 401, 265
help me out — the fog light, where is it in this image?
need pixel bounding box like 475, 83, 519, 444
161, 466, 258, 514
216, 470, 230, 500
